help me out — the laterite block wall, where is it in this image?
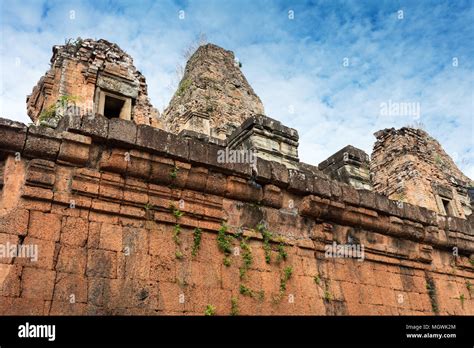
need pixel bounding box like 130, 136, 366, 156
0, 116, 472, 315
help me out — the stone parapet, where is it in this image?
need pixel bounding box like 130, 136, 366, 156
227, 114, 300, 169
319, 145, 372, 190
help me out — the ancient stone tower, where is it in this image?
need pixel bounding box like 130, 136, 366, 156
162, 44, 264, 139
371, 128, 473, 218
27, 38, 160, 127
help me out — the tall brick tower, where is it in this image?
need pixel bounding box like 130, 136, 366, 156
162, 44, 264, 139
27, 38, 160, 128
370, 127, 473, 218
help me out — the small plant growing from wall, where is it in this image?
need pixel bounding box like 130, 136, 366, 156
171, 206, 184, 219
144, 202, 154, 220
279, 266, 293, 294
192, 228, 202, 257
65, 37, 83, 53
38, 104, 57, 124
177, 79, 192, 97
239, 237, 252, 280
39, 95, 80, 127
230, 297, 239, 316
223, 257, 231, 267
204, 304, 216, 316
324, 290, 332, 302
239, 284, 254, 297
173, 224, 181, 245
320, 278, 334, 302
466, 281, 472, 293
458, 294, 465, 308
217, 223, 233, 266
170, 204, 184, 259
314, 275, 321, 285
276, 237, 288, 263
256, 222, 272, 264
434, 153, 444, 167
170, 165, 179, 179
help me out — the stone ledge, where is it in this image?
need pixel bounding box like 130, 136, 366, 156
24, 126, 62, 161
318, 145, 370, 171
300, 195, 474, 254
0, 116, 470, 242
0, 118, 27, 156
227, 114, 299, 143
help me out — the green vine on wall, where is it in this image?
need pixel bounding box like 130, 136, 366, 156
217, 223, 233, 266
170, 204, 184, 260
458, 294, 465, 308
239, 237, 252, 280
279, 266, 293, 293
192, 228, 202, 257
276, 237, 288, 263
239, 284, 254, 297
171, 205, 184, 219
324, 290, 332, 301
314, 274, 321, 285
256, 223, 272, 264
230, 297, 239, 316
173, 224, 181, 245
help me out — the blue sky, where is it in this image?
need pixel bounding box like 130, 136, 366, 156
1, 0, 473, 177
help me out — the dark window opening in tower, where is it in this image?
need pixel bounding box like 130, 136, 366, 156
104, 95, 125, 119
441, 198, 453, 216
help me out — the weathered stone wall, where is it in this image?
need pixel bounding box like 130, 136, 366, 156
371, 128, 473, 218
0, 116, 473, 315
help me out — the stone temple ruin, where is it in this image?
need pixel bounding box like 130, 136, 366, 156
162, 43, 265, 139
27, 38, 160, 128
0, 38, 472, 315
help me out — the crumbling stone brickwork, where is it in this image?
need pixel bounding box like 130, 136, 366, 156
371, 128, 473, 219
227, 115, 300, 169
0, 115, 472, 315
319, 145, 372, 191
162, 44, 264, 139
27, 38, 160, 128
